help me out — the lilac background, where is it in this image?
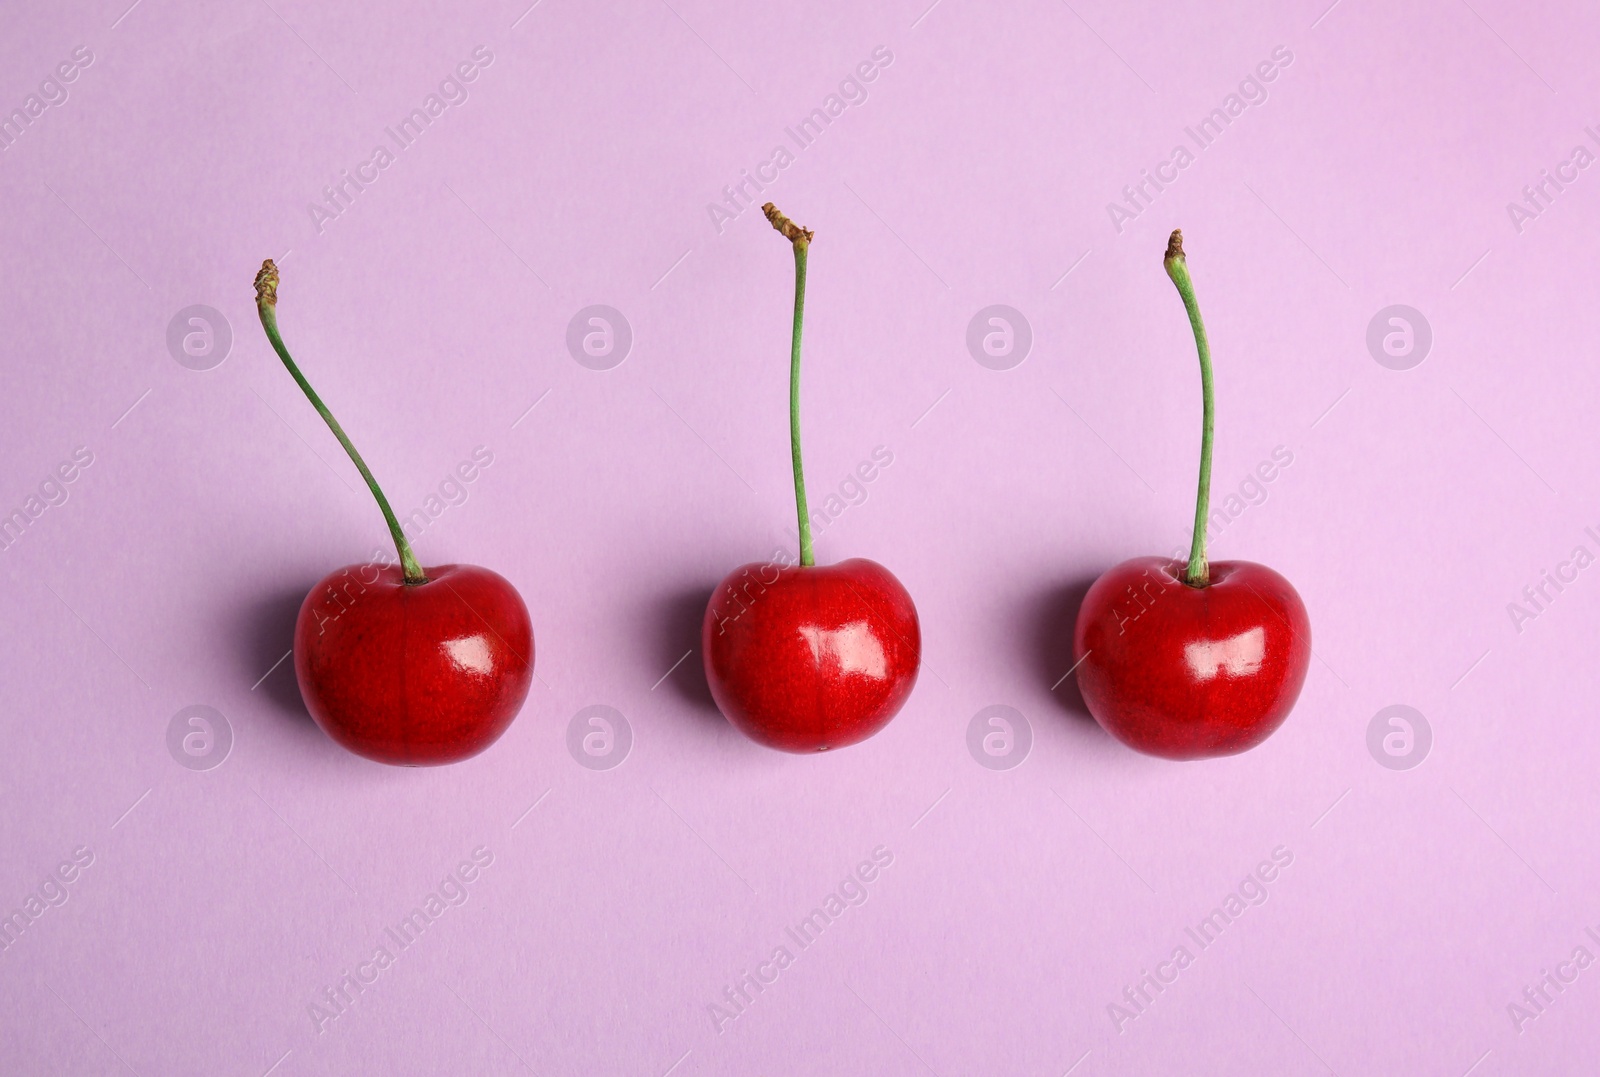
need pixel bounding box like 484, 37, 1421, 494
2, 0, 1597, 1072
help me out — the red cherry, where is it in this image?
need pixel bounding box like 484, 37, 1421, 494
1067, 230, 1311, 759
1074, 557, 1309, 759
703, 558, 920, 752
254, 260, 534, 766
702, 204, 920, 751
296, 563, 534, 766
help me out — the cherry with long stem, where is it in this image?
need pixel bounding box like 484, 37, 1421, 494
763, 202, 816, 568
254, 259, 427, 585
1070, 228, 1310, 761
700, 204, 921, 753
257, 256, 533, 766
1164, 229, 1214, 588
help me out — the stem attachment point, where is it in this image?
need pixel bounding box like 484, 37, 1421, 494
762, 202, 813, 249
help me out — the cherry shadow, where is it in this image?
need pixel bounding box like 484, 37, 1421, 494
238, 584, 313, 722
651, 584, 724, 726
1024, 573, 1102, 726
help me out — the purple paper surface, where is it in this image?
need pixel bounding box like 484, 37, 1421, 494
2, 0, 1597, 1072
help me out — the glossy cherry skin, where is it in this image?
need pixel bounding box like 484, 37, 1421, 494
294, 562, 534, 766
1073, 557, 1310, 760
702, 558, 920, 752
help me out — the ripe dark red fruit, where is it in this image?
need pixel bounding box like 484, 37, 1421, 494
255, 260, 534, 766
703, 558, 919, 752
701, 205, 920, 752
296, 563, 533, 765
1074, 558, 1309, 759
1071, 232, 1310, 760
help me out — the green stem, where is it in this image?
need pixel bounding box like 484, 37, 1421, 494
253, 260, 427, 585
764, 204, 816, 567
1163, 230, 1213, 588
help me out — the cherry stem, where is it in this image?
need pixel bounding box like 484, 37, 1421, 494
253, 260, 427, 585
764, 203, 816, 568
1164, 230, 1213, 588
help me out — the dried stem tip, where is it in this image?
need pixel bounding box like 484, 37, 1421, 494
762, 202, 813, 248
255, 259, 279, 307
1164, 229, 1185, 263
